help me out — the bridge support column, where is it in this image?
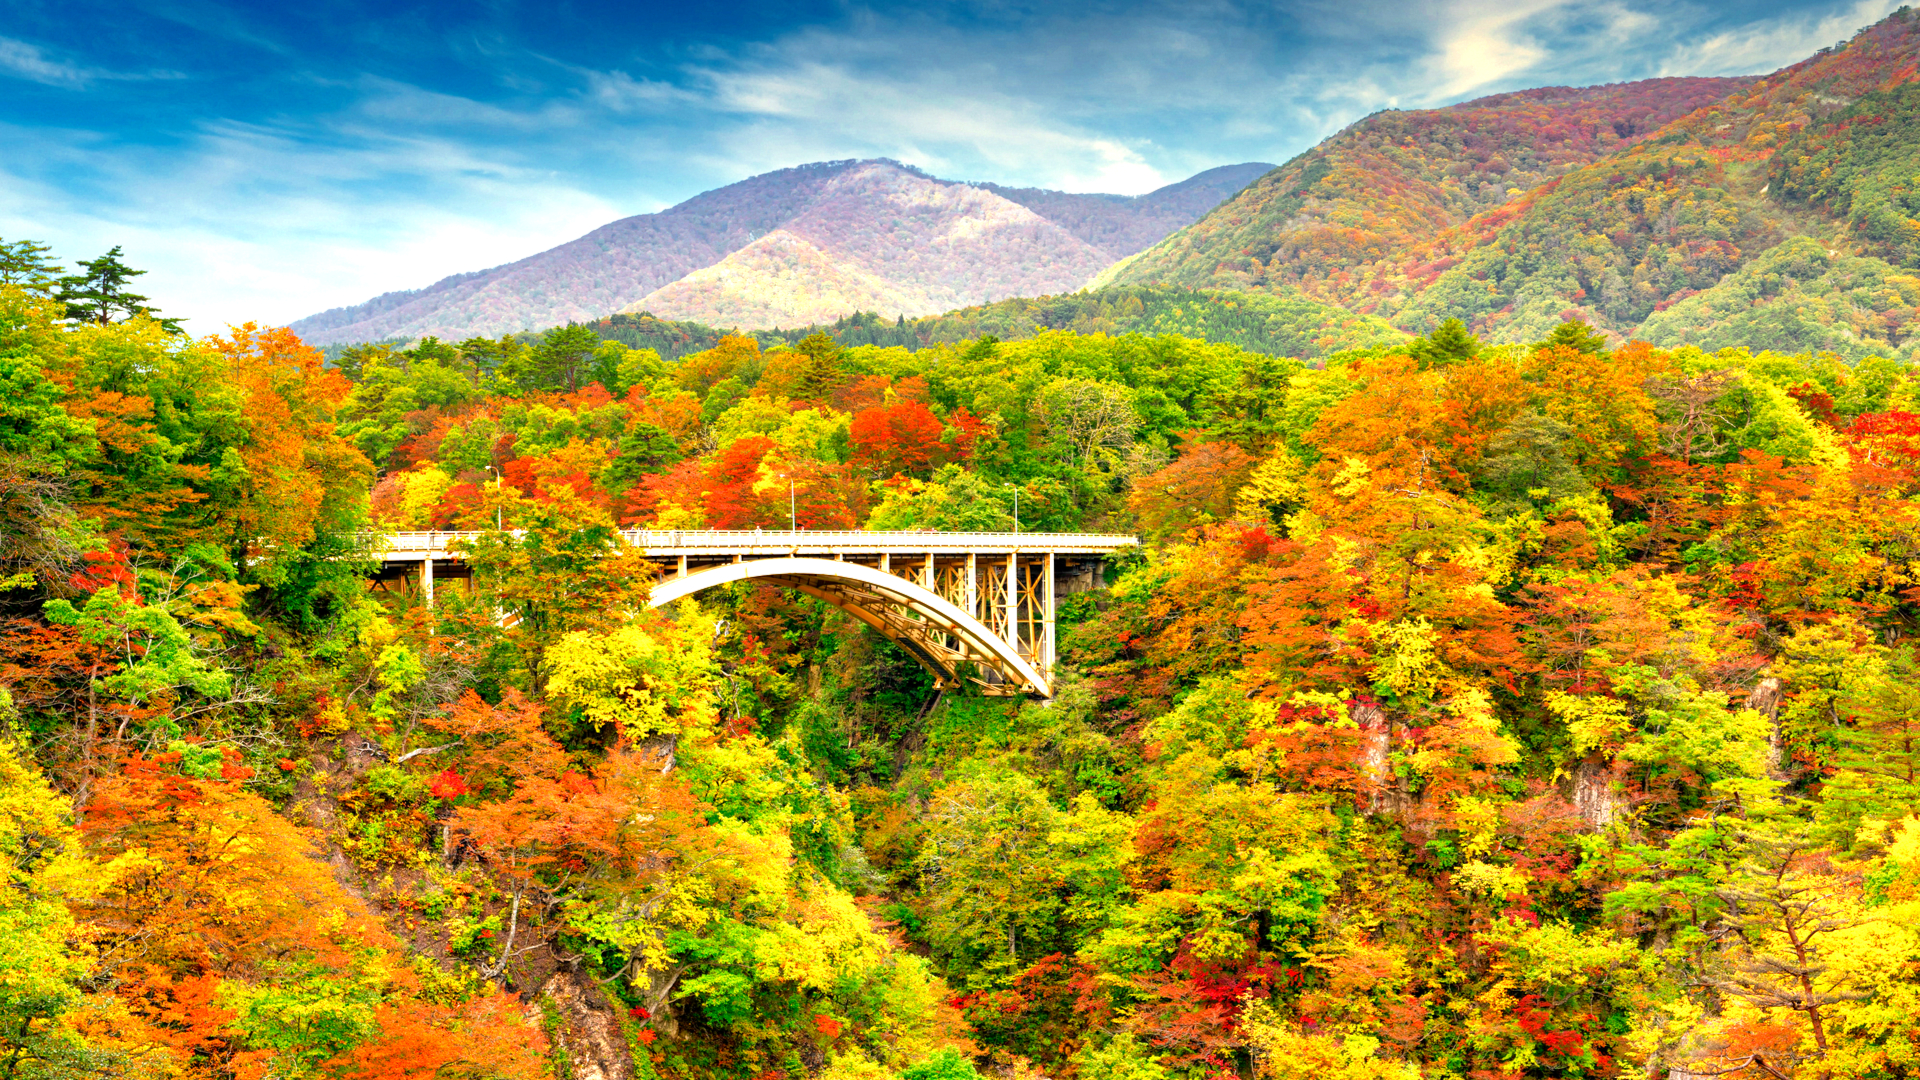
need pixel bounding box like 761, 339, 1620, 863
677, 554, 687, 578
966, 554, 977, 620
1044, 553, 1055, 679
422, 556, 435, 606
923, 552, 933, 589
1006, 552, 1018, 668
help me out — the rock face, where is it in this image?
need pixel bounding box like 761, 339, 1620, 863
535, 969, 638, 1080
289, 159, 1274, 343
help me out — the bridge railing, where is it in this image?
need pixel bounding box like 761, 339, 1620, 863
376, 530, 1140, 554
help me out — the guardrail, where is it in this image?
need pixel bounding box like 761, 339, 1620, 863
374, 530, 1140, 555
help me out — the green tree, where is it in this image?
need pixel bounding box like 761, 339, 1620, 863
588, 341, 665, 397
510, 324, 601, 394
791, 331, 847, 403
0, 240, 61, 294
55, 248, 179, 333
1406, 317, 1481, 369
0, 291, 95, 471
917, 770, 1131, 986
1536, 317, 1609, 355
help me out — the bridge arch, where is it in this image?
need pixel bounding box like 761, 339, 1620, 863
649, 556, 1051, 697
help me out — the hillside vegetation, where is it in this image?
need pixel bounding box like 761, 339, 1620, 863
590, 286, 1405, 362
1099, 77, 1754, 305
12, 227, 1920, 1078
1111, 9, 1920, 357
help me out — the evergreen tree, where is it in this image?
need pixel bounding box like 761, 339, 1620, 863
509, 324, 599, 393
791, 331, 845, 403
54, 247, 181, 333
0, 239, 61, 294
1538, 317, 1610, 355
1407, 317, 1480, 368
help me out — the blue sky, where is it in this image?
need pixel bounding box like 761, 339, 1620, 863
0, 0, 1902, 329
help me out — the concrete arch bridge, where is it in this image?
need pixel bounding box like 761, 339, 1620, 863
372, 530, 1138, 697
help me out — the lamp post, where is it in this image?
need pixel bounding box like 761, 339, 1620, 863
789, 472, 796, 531
483, 465, 503, 530
1008, 483, 1019, 534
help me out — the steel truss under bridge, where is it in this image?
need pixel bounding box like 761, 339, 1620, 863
370, 530, 1139, 697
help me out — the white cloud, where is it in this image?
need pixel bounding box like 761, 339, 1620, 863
0, 117, 622, 329
692, 59, 1171, 193
1423, 0, 1576, 101
1658, 0, 1906, 76
0, 37, 92, 87
0, 36, 179, 87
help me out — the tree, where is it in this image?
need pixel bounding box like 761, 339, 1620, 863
1536, 318, 1610, 355
675, 334, 762, 396
918, 771, 1132, 987
0, 732, 129, 1080
0, 290, 95, 472
55, 248, 179, 333
1129, 440, 1256, 540
850, 401, 950, 478
790, 332, 847, 404
510, 324, 600, 394
1680, 815, 1868, 1080
77, 750, 548, 1078
0, 239, 62, 294
588, 341, 664, 397
867, 464, 1015, 532
1036, 378, 1139, 470
203, 324, 372, 592
1405, 317, 1480, 369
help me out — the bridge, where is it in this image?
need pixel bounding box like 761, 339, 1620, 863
371, 530, 1138, 697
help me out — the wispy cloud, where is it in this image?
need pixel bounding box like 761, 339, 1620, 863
1422, 0, 1577, 101
0, 113, 621, 328
1658, 0, 1907, 76
0, 36, 179, 87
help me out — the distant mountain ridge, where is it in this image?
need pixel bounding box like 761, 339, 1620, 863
290, 159, 1274, 344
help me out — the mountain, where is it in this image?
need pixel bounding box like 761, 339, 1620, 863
1112, 9, 1920, 354
289, 159, 1272, 344
978, 162, 1277, 257
624, 162, 1113, 329
1098, 77, 1755, 304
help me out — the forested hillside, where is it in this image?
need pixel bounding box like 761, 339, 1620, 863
12, 219, 1920, 1080
1110, 9, 1920, 356
1099, 77, 1754, 305
587, 286, 1406, 362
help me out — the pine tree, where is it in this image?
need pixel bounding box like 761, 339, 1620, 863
1538, 318, 1610, 355
1704, 813, 1867, 1080
54, 247, 181, 332
0, 239, 62, 294
792, 331, 845, 403
1406, 317, 1480, 368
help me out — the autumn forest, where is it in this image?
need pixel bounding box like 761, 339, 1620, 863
11, 10, 1920, 1080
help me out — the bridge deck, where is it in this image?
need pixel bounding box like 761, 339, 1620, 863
375, 530, 1138, 562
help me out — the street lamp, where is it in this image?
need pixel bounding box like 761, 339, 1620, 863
483, 465, 503, 530
1007, 483, 1019, 534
